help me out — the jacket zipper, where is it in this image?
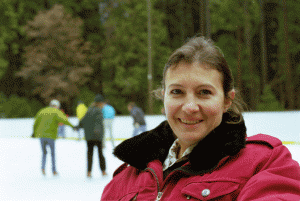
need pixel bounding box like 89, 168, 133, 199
156, 192, 163, 201
145, 168, 165, 201
146, 167, 193, 200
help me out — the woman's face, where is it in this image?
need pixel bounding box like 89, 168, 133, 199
163, 62, 234, 149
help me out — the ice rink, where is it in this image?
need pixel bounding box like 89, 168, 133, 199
0, 138, 123, 201
1, 113, 300, 201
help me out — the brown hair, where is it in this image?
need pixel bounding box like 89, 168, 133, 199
154, 36, 247, 123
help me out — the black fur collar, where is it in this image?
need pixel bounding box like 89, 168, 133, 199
113, 113, 247, 174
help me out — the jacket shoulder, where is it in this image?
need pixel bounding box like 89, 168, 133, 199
246, 134, 282, 148
113, 163, 130, 177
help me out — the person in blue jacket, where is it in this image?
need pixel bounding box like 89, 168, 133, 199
102, 99, 116, 148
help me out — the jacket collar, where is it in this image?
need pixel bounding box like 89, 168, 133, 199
113, 113, 247, 174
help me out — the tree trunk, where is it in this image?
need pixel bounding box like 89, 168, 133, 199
237, 26, 243, 91
179, 0, 185, 43
244, 0, 256, 110
200, 0, 210, 38
147, 0, 153, 114
0, 44, 23, 97
259, 0, 267, 93
282, 0, 294, 109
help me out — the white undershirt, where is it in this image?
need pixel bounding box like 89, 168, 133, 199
163, 139, 197, 171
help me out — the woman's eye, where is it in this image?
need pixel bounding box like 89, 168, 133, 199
170, 89, 182, 94
199, 89, 212, 95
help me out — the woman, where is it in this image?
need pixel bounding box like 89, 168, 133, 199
101, 37, 300, 200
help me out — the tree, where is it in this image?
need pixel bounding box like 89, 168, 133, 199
269, 0, 300, 110
0, 0, 54, 97
200, 0, 211, 38
54, 0, 107, 95
244, 0, 257, 110
281, 0, 294, 109
16, 4, 99, 106
257, 85, 284, 111
259, 0, 267, 92
101, 0, 170, 114
210, 0, 257, 107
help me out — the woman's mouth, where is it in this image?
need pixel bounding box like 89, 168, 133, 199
180, 119, 203, 125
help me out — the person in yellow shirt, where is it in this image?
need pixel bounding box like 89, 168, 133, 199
76, 100, 88, 140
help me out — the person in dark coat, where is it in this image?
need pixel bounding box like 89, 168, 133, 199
75, 94, 107, 178
127, 102, 147, 137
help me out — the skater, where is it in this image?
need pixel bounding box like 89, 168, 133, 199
75, 94, 107, 178
33, 99, 74, 176
127, 102, 146, 137
76, 100, 87, 140
101, 36, 300, 200
57, 109, 67, 139
102, 99, 116, 148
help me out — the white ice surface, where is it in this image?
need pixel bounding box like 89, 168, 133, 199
1, 138, 300, 201
0, 138, 123, 201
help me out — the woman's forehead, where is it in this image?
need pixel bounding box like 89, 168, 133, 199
165, 62, 223, 84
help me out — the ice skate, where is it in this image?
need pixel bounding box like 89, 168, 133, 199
87, 171, 92, 178
102, 171, 108, 177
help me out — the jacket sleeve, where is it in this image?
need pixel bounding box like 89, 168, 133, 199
57, 110, 74, 128
237, 144, 300, 200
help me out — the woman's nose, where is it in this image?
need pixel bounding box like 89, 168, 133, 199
182, 97, 199, 113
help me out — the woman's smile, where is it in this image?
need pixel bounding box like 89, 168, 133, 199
179, 118, 203, 125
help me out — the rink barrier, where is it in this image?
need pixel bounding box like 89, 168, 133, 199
1, 112, 300, 143
15, 135, 300, 145
106, 138, 300, 145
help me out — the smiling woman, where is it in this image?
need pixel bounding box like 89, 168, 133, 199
163, 62, 234, 157
101, 37, 300, 201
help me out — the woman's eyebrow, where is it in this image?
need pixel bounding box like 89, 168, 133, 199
167, 84, 183, 88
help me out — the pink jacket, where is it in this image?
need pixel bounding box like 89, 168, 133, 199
101, 119, 300, 200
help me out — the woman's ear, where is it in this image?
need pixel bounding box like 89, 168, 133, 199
224, 89, 235, 112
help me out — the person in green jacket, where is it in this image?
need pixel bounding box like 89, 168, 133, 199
33, 99, 74, 176
75, 94, 107, 178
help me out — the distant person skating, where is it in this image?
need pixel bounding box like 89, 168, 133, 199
57, 109, 68, 139
102, 99, 116, 148
127, 102, 146, 137
76, 101, 88, 140
75, 94, 107, 178
33, 99, 74, 176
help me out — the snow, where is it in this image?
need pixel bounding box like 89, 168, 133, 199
0, 114, 300, 201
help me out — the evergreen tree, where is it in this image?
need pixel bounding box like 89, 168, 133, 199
101, 0, 170, 114
257, 85, 284, 111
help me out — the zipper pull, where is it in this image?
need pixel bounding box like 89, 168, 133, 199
156, 192, 163, 201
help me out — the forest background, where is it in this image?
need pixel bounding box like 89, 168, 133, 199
0, 0, 299, 118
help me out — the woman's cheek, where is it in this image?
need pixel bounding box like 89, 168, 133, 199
201, 101, 223, 115
164, 99, 175, 117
